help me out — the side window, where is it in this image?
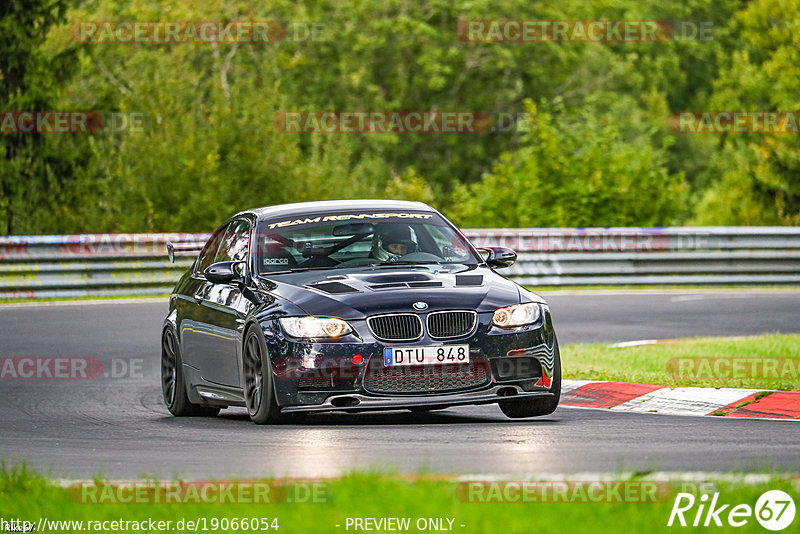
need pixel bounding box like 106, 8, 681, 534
195, 224, 229, 275
425, 225, 450, 256
213, 219, 250, 264
426, 225, 471, 262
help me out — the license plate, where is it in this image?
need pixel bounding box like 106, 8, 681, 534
384, 345, 470, 366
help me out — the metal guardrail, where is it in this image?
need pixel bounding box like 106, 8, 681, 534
1, 227, 799, 298
463, 227, 800, 286
0, 233, 209, 299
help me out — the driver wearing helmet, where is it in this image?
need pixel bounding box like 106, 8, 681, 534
372, 225, 418, 262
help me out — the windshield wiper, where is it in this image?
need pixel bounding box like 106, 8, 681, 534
261, 267, 335, 275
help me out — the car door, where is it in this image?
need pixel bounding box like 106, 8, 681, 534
178, 222, 226, 377
182, 218, 252, 387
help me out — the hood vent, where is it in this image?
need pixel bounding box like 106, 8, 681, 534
363, 273, 432, 283
307, 281, 360, 294
455, 275, 483, 286
369, 281, 443, 291
369, 282, 407, 290
408, 281, 443, 288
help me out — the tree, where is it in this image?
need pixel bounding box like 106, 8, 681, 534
693, 0, 800, 225
0, 0, 80, 234
450, 100, 686, 227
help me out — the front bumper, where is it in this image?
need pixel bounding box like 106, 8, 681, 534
281, 384, 555, 413
261, 308, 558, 412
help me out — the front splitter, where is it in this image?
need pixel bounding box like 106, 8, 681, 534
281, 384, 555, 413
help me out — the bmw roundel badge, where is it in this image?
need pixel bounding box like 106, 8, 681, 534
413, 301, 428, 310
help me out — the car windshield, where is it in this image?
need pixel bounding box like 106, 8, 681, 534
255, 211, 480, 274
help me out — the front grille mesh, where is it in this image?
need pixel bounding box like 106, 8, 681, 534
298, 376, 333, 390
427, 311, 477, 338
367, 314, 422, 341
364, 358, 490, 394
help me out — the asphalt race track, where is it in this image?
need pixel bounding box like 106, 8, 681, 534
1, 290, 799, 479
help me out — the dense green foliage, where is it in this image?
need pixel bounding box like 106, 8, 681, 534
1, 0, 797, 233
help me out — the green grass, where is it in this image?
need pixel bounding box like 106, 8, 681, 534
1, 464, 798, 534
562, 334, 800, 390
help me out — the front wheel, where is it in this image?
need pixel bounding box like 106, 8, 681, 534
161, 328, 220, 417
499, 339, 561, 418
243, 327, 285, 424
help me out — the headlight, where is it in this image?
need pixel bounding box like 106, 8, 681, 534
279, 317, 353, 338
492, 303, 541, 328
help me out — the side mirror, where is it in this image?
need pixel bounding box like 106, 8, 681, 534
204, 261, 245, 284
481, 247, 517, 269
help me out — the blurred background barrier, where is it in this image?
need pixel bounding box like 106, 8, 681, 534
1, 227, 799, 299
0, 233, 209, 299
464, 227, 800, 286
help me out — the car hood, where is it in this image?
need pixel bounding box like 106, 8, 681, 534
259, 265, 540, 319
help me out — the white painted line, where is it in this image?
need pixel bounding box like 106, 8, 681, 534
671, 294, 757, 302
611, 387, 760, 416
534, 289, 800, 297
0, 298, 168, 309
456, 472, 789, 484
607, 339, 661, 348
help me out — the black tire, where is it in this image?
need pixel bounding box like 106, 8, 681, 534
499, 339, 561, 418
243, 326, 284, 424
161, 328, 220, 417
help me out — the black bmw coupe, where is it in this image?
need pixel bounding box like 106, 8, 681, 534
162, 200, 560, 424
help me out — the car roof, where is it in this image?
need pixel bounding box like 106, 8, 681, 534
238, 199, 437, 221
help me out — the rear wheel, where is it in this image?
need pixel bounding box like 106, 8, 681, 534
243, 327, 285, 424
499, 340, 561, 418
161, 328, 220, 417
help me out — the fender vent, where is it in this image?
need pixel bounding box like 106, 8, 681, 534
455, 275, 483, 286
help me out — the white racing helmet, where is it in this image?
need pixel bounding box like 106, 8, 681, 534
372, 225, 418, 262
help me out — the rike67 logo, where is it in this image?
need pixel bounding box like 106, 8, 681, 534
668, 490, 795, 530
